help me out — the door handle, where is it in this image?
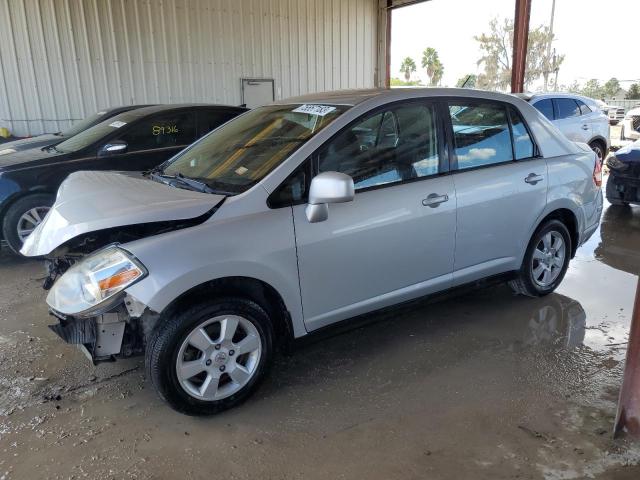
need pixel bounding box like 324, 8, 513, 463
524, 173, 544, 185
422, 193, 449, 208
582, 124, 589, 130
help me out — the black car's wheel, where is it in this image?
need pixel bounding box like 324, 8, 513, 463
2, 193, 54, 255
146, 297, 274, 415
509, 219, 571, 297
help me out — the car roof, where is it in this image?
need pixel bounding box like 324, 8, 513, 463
518, 92, 598, 104
274, 87, 531, 107
105, 103, 248, 124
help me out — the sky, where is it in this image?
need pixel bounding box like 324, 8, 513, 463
391, 0, 640, 91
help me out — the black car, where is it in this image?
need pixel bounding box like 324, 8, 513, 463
0, 105, 152, 154
606, 140, 640, 207
0, 104, 247, 254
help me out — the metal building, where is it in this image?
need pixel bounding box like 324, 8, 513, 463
0, 0, 396, 137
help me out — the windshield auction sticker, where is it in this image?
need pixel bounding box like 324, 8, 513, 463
108, 121, 127, 128
292, 104, 337, 116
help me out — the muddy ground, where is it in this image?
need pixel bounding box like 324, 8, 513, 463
1, 193, 640, 479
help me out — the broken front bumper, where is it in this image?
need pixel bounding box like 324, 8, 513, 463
48, 301, 151, 364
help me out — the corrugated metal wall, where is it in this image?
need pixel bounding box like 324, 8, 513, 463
0, 0, 379, 136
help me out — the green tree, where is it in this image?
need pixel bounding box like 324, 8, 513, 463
626, 84, 640, 100
474, 17, 564, 91
456, 74, 477, 88
581, 79, 603, 99
399, 57, 417, 82
603, 78, 621, 98
421, 47, 444, 86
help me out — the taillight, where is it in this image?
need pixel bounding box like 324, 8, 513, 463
593, 157, 602, 187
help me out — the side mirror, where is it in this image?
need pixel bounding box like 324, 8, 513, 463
99, 140, 128, 156
305, 171, 355, 223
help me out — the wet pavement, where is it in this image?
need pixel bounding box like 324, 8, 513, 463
1, 190, 640, 479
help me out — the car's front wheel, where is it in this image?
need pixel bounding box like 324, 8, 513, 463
2, 193, 54, 255
146, 297, 273, 415
509, 219, 571, 297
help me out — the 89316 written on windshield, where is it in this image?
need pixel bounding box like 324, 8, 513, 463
162, 104, 349, 194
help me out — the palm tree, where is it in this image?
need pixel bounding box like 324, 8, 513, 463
399, 57, 417, 82
431, 58, 444, 86
421, 47, 440, 85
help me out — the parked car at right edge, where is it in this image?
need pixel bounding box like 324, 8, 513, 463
21, 88, 603, 415
517, 93, 610, 163
620, 105, 640, 142
606, 139, 640, 206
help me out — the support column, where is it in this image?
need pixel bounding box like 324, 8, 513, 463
511, 0, 532, 93
614, 277, 640, 438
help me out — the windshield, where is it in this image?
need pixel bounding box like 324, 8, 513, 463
162, 104, 349, 194
54, 111, 140, 153
60, 110, 110, 137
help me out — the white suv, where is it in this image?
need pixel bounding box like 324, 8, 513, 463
519, 93, 610, 162
620, 104, 640, 141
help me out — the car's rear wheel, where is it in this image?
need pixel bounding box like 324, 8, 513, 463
588, 141, 605, 164
509, 219, 571, 297
2, 194, 54, 255
146, 297, 273, 415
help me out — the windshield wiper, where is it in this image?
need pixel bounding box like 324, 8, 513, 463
150, 172, 217, 194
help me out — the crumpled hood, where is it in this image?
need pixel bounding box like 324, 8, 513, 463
21, 171, 224, 256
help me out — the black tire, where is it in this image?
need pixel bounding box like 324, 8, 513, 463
588, 140, 606, 164
145, 297, 274, 415
509, 219, 572, 297
2, 193, 54, 255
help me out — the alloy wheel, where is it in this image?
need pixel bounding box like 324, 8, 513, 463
531, 231, 566, 288
17, 206, 50, 242
176, 315, 262, 401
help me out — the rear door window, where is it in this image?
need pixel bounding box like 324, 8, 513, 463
509, 106, 535, 160
533, 99, 554, 120
116, 112, 197, 152
448, 102, 513, 170
554, 98, 581, 119
576, 100, 592, 116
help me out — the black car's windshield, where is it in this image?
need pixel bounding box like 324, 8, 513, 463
55, 111, 141, 153
59, 110, 110, 137
162, 104, 349, 194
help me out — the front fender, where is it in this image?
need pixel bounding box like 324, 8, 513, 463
122, 208, 306, 338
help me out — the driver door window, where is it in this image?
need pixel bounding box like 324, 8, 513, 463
317, 103, 440, 191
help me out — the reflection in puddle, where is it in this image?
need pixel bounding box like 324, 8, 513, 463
521, 295, 585, 349
595, 205, 640, 276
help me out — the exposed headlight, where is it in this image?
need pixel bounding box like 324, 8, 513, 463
47, 246, 147, 316
606, 154, 628, 171
0, 148, 16, 156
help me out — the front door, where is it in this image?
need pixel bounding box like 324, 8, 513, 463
292, 101, 457, 331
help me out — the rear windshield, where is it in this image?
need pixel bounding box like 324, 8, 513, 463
163, 104, 349, 194
55, 111, 142, 153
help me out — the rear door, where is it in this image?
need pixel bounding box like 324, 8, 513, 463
553, 98, 590, 143
446, 99, 548, 286
289, 100, 457, 331
104, 110, 198, 171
